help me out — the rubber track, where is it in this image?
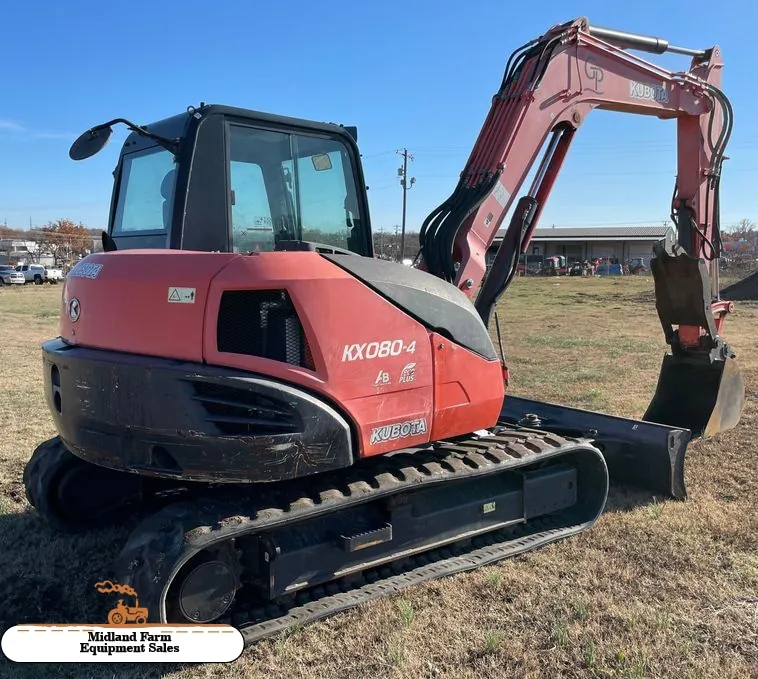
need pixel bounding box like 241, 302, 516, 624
116, 425, 608, 645
22, 436, 99, 532
23, 436, 67, 510
23, 437, 193, 531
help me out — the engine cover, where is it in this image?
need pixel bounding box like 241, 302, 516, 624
58, 251, 504, 462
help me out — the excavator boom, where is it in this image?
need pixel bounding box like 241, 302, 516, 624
419, 17, 743, 439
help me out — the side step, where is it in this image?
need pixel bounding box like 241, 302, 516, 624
500, 395, 691, 499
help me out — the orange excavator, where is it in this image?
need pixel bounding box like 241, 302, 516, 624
23, 17, 743, 643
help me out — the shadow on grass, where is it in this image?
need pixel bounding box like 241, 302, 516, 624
0, 509, 193, 678
3, 657, 187, 679
603, 482, 668, 514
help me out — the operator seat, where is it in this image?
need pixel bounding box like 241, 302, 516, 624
161, 168, 176, 231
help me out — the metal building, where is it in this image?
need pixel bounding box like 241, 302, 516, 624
487, 224, 676, 268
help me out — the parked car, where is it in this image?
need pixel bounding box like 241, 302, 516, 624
15, 263, 48, 284
1, 267, 26, 285
0, 265, 15, 284
45, 267, 64, 284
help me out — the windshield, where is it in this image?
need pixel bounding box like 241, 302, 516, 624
227, 123, 364, 254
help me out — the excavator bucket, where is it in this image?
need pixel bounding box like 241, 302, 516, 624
643, 243, 746, 438
643, 351, 744, 438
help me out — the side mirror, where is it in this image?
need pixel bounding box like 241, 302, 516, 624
69, 126, 113, 161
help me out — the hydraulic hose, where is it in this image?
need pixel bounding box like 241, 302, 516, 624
419, 35, 560, 281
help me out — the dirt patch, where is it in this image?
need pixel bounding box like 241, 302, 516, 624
722, 270, 758, 301
3, 482, 26, 506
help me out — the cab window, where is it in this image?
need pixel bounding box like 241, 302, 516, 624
291, 142, 360, 250
227, 123, 366, 254
113, 146, 177, 234
230, 160, 275, 252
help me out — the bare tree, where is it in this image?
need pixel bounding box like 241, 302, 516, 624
34, 219, 92, 265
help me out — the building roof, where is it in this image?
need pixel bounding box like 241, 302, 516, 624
494, 225, 673, 242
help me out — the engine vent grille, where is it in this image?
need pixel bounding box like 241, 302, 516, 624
217, 290, 314, 369
190, 380, 303, 437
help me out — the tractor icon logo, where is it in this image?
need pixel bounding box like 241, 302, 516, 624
95, 580, 149, 625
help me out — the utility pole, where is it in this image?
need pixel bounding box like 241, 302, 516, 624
397, 149, 415, 261
378, 226, 385, 258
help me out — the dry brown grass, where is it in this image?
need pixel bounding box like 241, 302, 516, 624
0, 277, 756, 678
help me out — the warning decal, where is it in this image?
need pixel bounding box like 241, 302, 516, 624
167, 287, 196, 304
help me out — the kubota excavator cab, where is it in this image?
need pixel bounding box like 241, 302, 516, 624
70, 104, 373, 258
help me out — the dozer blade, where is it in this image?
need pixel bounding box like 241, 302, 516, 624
500, 395, 691, 499
643, 351, 744, 438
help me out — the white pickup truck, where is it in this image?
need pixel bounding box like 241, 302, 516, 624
45, 267, 64, 284
15, 264, 64, 284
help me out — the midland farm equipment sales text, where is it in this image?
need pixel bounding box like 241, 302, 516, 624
79, 631, 179, 656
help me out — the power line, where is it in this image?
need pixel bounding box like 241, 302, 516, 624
381, 166, 758, 181
362, 139, 758, 163
397, 148, 415, 261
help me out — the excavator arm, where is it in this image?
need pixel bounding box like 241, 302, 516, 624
418, 17, 742, 438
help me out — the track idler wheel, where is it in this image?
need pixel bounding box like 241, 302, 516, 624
165, 547, 241, 624
23, 436, 143, 532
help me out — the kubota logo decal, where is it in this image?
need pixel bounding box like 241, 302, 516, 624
342, 340, 416, 362
67, 262, 103, 279
629, 81, 669, 103
370, 418, 427, 445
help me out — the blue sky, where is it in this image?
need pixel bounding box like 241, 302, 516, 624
1, 0, 756, 235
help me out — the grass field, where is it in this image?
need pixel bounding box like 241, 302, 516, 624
0, 276, 756, 678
